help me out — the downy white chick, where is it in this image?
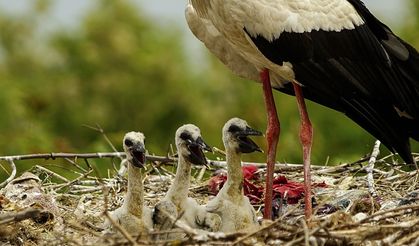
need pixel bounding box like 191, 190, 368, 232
153, 124, 221, 237
206, 118, 263, 233
105, 132, 153, 235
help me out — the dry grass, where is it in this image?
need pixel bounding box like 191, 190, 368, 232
0, 152, 418, 246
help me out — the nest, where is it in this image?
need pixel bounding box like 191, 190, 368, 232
0, 151, 418, 246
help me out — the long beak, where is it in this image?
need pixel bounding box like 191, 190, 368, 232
241, 126, 263, 137
186, 137, 210, 165
237, 126, 263, 153
129, 144, 146, 168
196, 136, 213, 152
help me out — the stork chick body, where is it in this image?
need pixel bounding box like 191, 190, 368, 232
105, 132, 153, 235
153, 124, 221, 236
206, 118, 262, 233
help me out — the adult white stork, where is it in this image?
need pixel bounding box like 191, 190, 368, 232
186, 0, 419, 220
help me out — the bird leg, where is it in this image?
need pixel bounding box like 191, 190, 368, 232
292, 81, 313, 220
260, 68, 280, 220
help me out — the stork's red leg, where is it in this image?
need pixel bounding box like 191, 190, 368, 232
292, 82, 313, 220
260, 69, 280, 220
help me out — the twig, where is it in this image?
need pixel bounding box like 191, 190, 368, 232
70, 187, 102, 194
394, 229, 419, 246
83, 123, 122, 161
335, 204, 419, 229
66, 220, 104, 238
148, 161, 164, 180
302, 219, 309, 246
366, 140, 380, 198
212, 147, 226, 156
210, 160, 324, 170
385, 170, 418, 181
0, 152, 124, 161
379, 218, 419, 229
233, 204, 302, 245
77, 180, 99, 185
0, 152, 376, 175
67, 185, 94, 190
158, 209, 196, 237
156, 209, 244, 242
0, 159, 17, 188
317, 218, 419, 240
0, 161, 9, 176
117, 159, 128, 177
313, 157, 370, 174
0, 152, 175, 163
53, 169, 94, 191
35, 165, 70, 183
64, 157, 88, 173
0, 207, 41, 225
284, 220, 329, 246
196, 166, 207, 183
52, 231, 83, 246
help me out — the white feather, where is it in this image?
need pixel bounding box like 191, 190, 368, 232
225, 0, 364, 40
187, 0, 365, 85
186, 1, 294, 87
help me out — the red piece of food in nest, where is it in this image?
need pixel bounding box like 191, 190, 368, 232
208, 165, 260, 195
243, 179, 264, 204
242, 165, 259, 180
208, 166, 327, 205
208, 171, 227, 194
273, 176, 328, 204
273, 176, 305, 204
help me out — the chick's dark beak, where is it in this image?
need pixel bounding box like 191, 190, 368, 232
242, 126, 263, 137
237, 126, 263, 153
130, 144, 146, 168
186, 137, 211, 165
196, 136, 212, 152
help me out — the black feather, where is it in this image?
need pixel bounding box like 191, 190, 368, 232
244, 6, 419, 163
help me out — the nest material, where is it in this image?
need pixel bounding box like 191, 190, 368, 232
0, 153, 418, 246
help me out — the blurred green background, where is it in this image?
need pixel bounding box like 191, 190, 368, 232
0, 0, 418, 179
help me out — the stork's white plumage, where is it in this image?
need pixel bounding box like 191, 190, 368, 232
185, 4, 259, 82
187, 0, 419, 220
153, 124, 221, 237
206, 118, 262, 233
105, 132, 153, 235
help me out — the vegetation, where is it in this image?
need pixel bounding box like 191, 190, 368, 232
0, 0, 417, 179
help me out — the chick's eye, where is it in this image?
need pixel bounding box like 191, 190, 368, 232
124, 139, 133, 147
180, 132, 191, 141
228, 125, 241, 134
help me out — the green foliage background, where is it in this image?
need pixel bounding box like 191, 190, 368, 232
0, 0, 418, 178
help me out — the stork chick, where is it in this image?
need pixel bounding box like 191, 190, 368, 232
153, 124, 221, 235
105, 132, 153, 235
206, 118, 263, 233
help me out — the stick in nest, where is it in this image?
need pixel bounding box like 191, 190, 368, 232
366, 140, 381, 199
83, 123, 122, 161
0, 159, 17, 188
0, 208, 41, 225
54, 169, 94, 192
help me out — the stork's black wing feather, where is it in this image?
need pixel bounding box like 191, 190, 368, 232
244, 1, 419, 163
